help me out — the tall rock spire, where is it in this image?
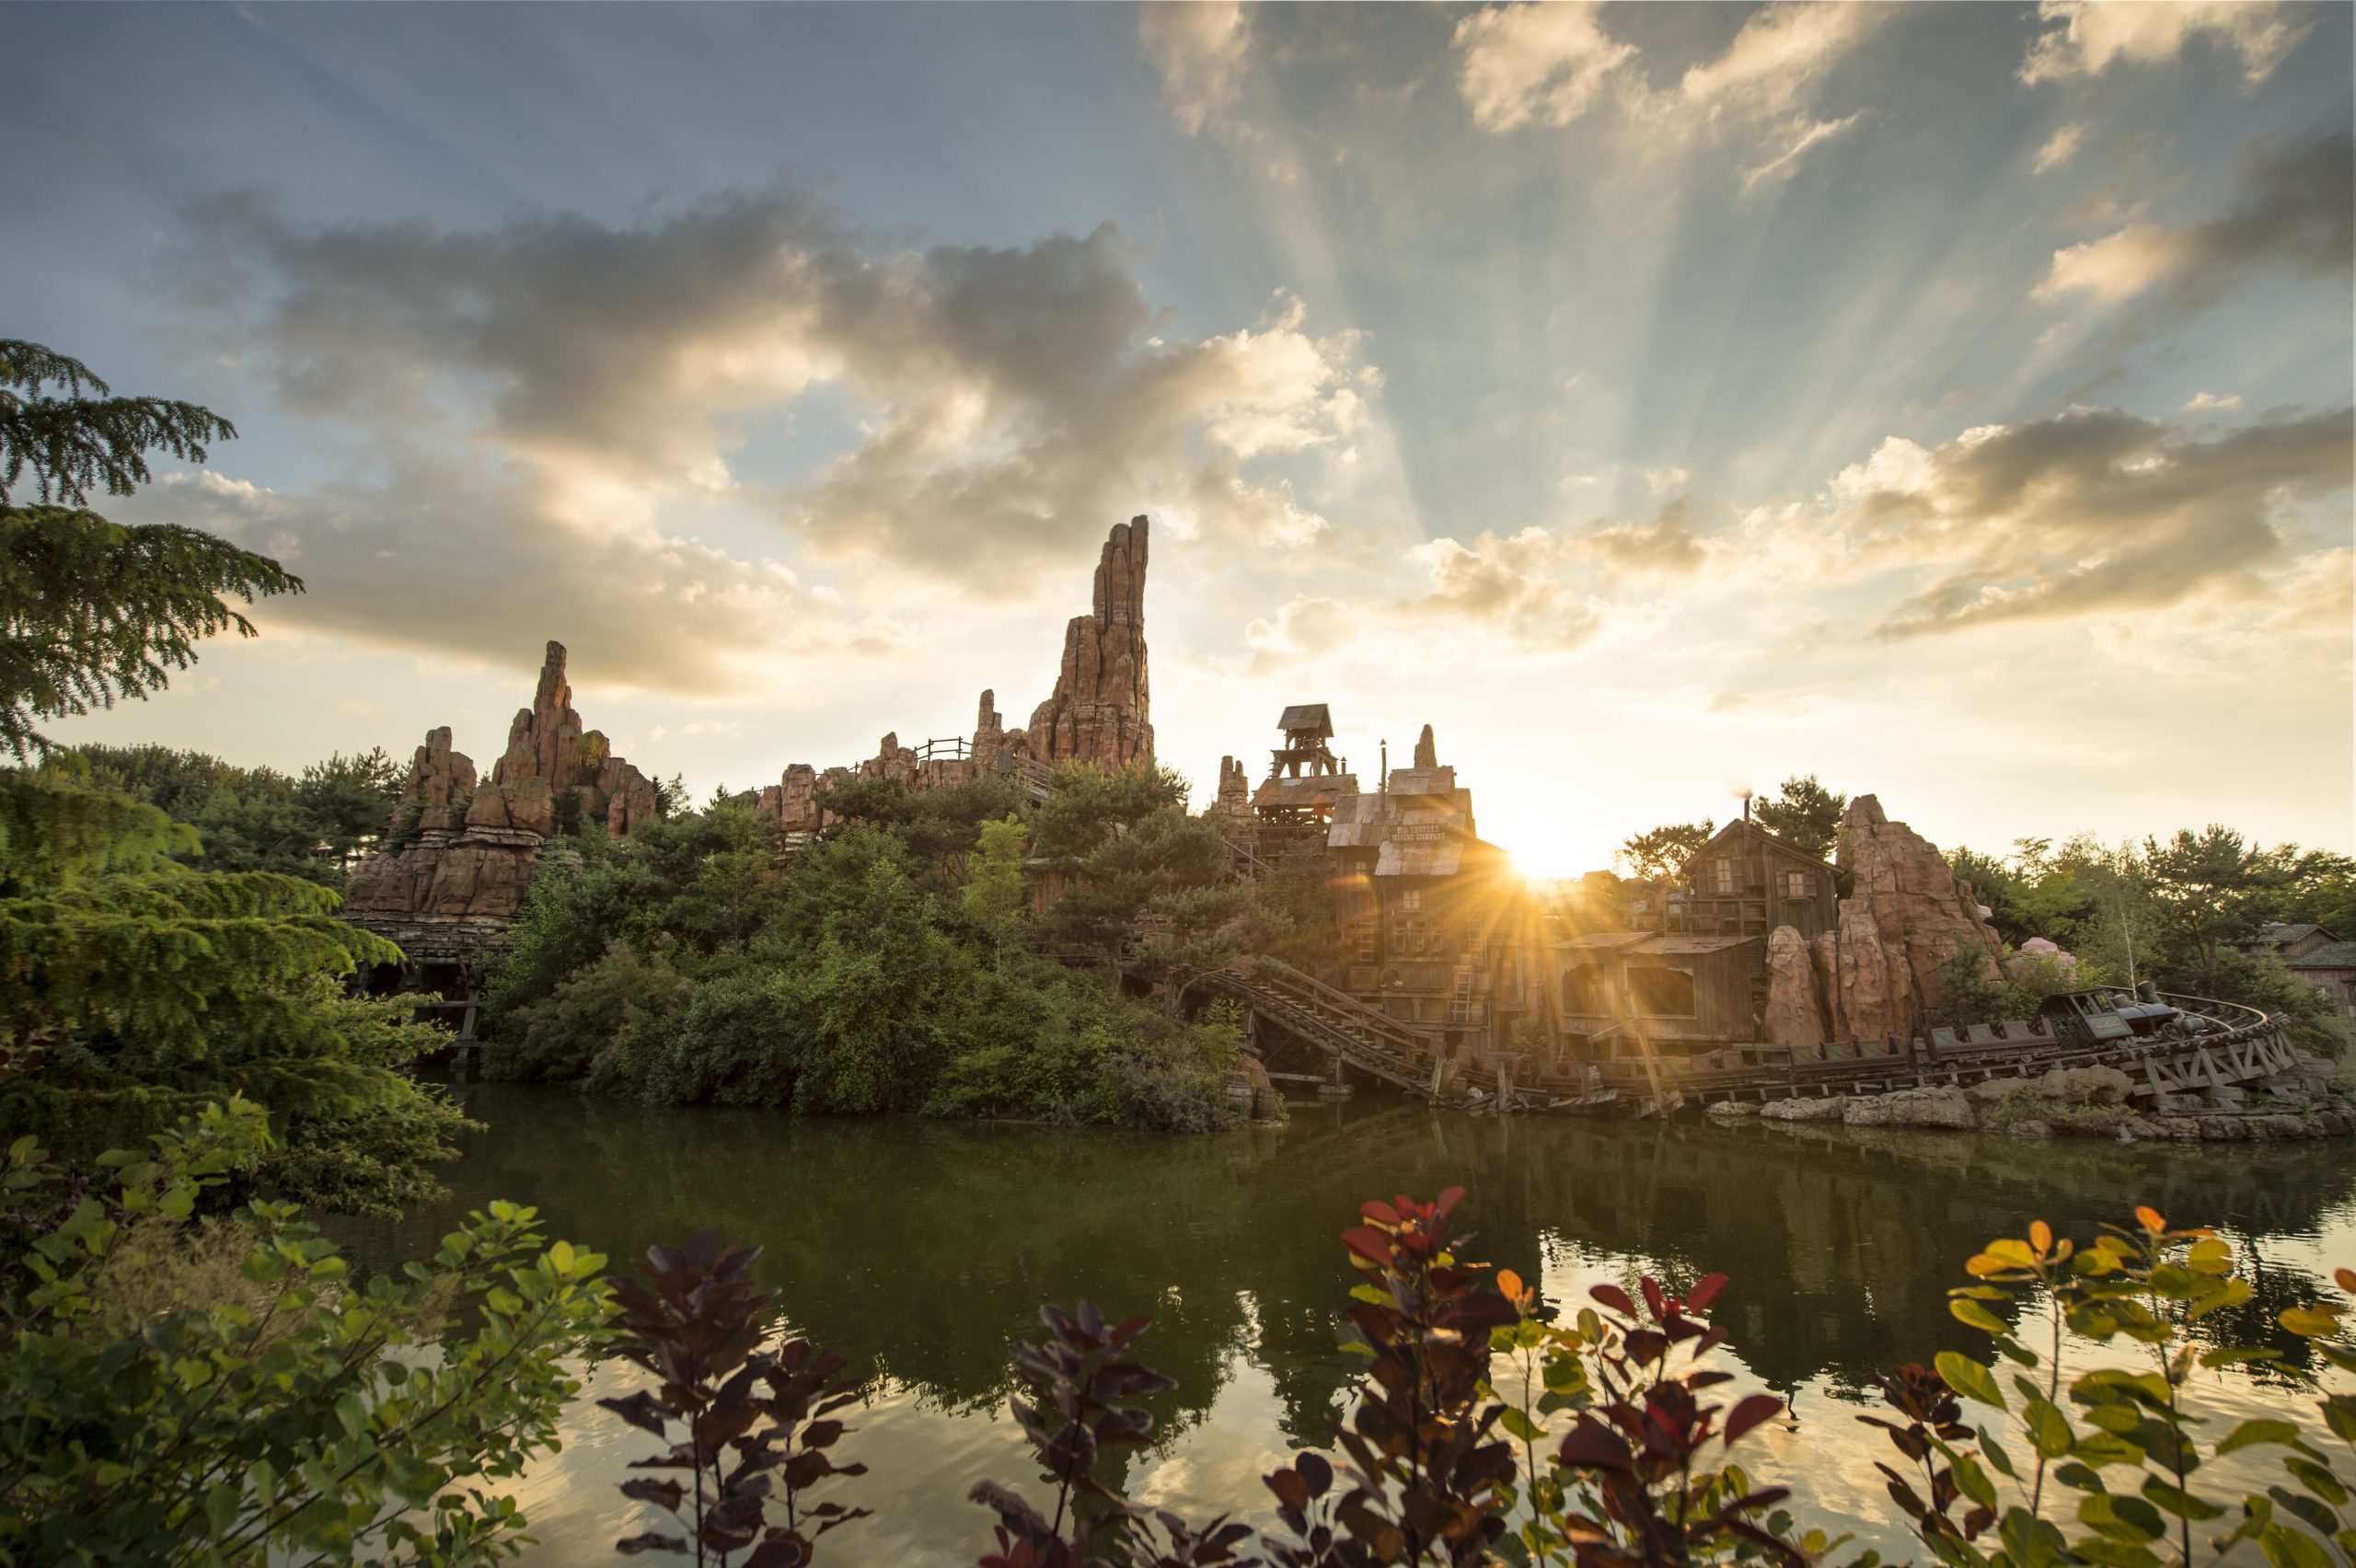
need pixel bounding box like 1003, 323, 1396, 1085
1026, 515, 1152, 770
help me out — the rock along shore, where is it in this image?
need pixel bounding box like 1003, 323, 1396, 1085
1705, 1056, 2356, 1143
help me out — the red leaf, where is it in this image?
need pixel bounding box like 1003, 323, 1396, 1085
1590, 1283, 1636, 1316
1360, 1199, 1402, 1226
1723, 1392, 1785, 1447
1340, 1227, 1394, 1265
1640, 1276, 1667, 1320
1433, 1186, 1467, 1218
1687, 1273, 1729, 1313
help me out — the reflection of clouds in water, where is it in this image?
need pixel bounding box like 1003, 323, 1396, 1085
342, 1090, 2356, 1564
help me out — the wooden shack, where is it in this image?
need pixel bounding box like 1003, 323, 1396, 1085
1661, 819, 1839, 940
1322, 728, 1534, 1058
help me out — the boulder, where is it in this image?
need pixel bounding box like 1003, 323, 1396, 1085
2008, 1120, 2053, 1139
1762, 925, 1830, 1055
1843, 1085, 1975, 1129
2031, 1065, 2134, 1107
503, 775, 555, 837
1761, 1095, 1850, 1123
1706, 1100, 1763, 1119
463, 781, 513, 831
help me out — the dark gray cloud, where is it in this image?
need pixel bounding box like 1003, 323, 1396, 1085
1795, 403, 2353, 638
167, 182, 1371, 581
2040, 132, 2352, 331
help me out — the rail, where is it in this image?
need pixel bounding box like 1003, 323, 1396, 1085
1562, 991, 2297, 1107
1175, 958, 1468, 1102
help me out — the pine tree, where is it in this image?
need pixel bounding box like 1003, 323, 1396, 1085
1, 340, 299, 758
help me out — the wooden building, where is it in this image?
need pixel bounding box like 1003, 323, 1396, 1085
1660, 819, 1840, 940
1321, 725, 1535, 1057
1551, 816, 1838, 1065
2234, 923, 2356, 1020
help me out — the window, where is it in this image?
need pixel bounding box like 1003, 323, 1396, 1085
1353, 923, 1378, 963
1399, 889, 1423, 911
1564, 968, 1608, 1014
1782, 870, 1813, 900
1710, 859, 1738, 895
1628, 967, 1698, 1017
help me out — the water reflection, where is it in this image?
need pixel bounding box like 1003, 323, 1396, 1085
329, 1084, 2356, 1564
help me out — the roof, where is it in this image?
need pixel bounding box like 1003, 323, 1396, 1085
1253, 774, 1357, 811
1689, 817, 1833, 872
1386, 767, 1456, 797
2288, 940, 2356, 970
1276, 703, 1334, 738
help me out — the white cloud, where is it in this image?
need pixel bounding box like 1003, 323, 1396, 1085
2184, 391, 2243, 411
2038, 224, 2181, 303
1451, 3, 1635, 131
2033, 121, 2086, 174
2021, 1, 2312, 86
1451, 2, 1883, 189
1138, 2, 1250, 136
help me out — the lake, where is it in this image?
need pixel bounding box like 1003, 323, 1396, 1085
331, 1081, 2356, 1564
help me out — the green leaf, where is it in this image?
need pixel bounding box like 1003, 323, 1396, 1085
2023, 1397, 2073, 1458
2280, 1308, 2343, 1339
2077, 1492, 2166, 1544
1951, 1297, 2010, 1336
2139, 1477, 2223, 1521
2218, 1419, 2303, 1456
1936, 1351, 2007, 1410
2258, 1522, 2336, 1568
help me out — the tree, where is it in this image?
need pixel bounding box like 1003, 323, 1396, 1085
1618, 819, 1714, 882
2142, 825, 2296, 991
0, 1100, 610, 1565
0, 763, 472, 1211
1751, 774, 1847, 860
2, 341, 299, 758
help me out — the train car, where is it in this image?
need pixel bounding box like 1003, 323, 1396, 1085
2035, 988, 2180, 1050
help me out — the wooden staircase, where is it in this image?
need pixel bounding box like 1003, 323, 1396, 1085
1179, 959, 1470, 1104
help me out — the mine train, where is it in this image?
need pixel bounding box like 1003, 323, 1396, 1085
2035, 983, 2212, 1051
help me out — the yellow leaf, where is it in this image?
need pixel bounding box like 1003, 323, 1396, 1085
1498, 1269, 1524, 1302
2134, 1205, 2165, 1233
2029, 1220, 2053, 1256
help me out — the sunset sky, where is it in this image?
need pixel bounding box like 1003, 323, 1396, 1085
8, 2, 2350, 876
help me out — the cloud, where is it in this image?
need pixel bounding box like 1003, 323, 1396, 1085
1451, 2, 1883, 188
2020, 1, 2313, 86
143, 456, 841, 692
2033, 121, 2086, 174
2036, 132, 2352, 321
1741, 112, 1865, 193
1756, 404, 2354, 638
166, 182, 1375, 592
1452, 3, 1635, 131
2184, 391, 2243, 411
1139, 2, 1250, 135
1577, 502, 1712, 579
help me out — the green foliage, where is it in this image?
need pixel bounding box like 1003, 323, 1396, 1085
481, 776, 1238, 1132
1, 340, 301, 760
1867, 1208, 2356, 1568
1618, 819, 1715, 882
1754, 775, 1848, 860
1932, 949, 2080, 1032
1, 767, 469, 1212
72, 741, 402, 884
0, 1099, 612, 1565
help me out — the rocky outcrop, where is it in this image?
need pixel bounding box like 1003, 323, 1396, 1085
757, 763, 829, 836
1842, 1085, 1973, 1129
1216, 755, 1251, 818
1413, 724, 1438, 770
1836, 795, 2002, 1043
1761, 1095, 1849, 1123
1027, 516, 1151, 770
394, 727, 478, 833
1762, 926, 1829, 1051
343, 641, 659, 963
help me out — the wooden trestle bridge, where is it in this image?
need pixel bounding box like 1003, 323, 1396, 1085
1171, 964, 2305, 1119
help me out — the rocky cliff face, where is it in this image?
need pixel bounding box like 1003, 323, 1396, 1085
1760, 794, 2004, 1054
1026, 516, 1151, 770
1216, 755, 1250, 817
342, 641, 658, 963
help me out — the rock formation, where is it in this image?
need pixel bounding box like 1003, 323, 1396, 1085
395, 727, 477, 833
1413, 724, 1438, 770
1759, 794, 2004, 1055
1216, 755, 1251, 818
342, 641, 659, 963
1762, 926, 1830, 1051
1836, 794, 2003, 1041
1026, 516, 1151, 770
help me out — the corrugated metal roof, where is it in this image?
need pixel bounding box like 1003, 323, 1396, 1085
1386, 767, 1456, 796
